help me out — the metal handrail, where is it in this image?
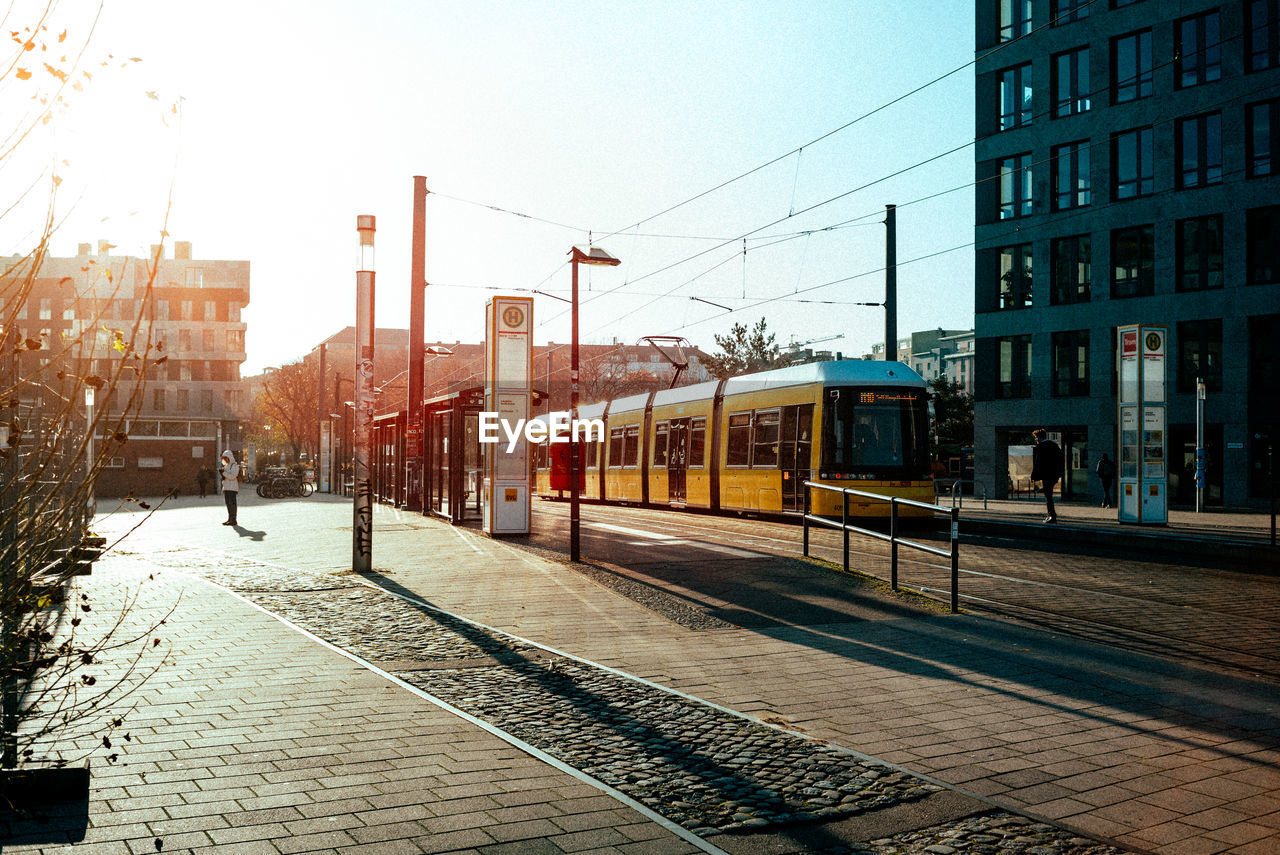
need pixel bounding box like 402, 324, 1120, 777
803, 481, 961, 613
935, 478, 988, 510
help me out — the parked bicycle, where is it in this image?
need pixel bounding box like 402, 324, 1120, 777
255, 469, 315, 499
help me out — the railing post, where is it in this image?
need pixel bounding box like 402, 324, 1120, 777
890, 497, 899, 592
842, 489, 850, 572
802, 482, 810, 558
950, 506, 960, 614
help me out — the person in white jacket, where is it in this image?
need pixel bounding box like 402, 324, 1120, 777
219, 451, 240, 526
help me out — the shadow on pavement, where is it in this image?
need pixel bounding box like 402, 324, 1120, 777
354, 567, 897, 850
233, 524, 266, 541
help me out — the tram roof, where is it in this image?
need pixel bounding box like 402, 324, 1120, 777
650, 360, 924, 408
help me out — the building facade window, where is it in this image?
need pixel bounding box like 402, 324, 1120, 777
200, 390, 214, 412
181, 300, 193, 321
202, 329, 216, 351
227, 329, 245, 351
1051, 234, 1091, 304
176, 389, 189, 410
1176, 112, 1222, 188
998, 335, 1033, 398
1051, 0, 1089, 25
999, 243, 1034, 309
179, 329, 192, 352
1052, 47, 1090, 118
999, 63, 1034, 130
38, 298, 51, 320
1176, 215, 1224, 292
1000, 0, 1033, 42
1247, 205, 1280, 284
1052, 140, 1091, 209
153, 388, 165, 412
204, 300, 217, 321
1248, 98, 1278, 177
1112, 126, 1154, 199
1112, 224, 1155, 298
1112, 29, 1153, 102
184, 268, 204, 287
1000, 153, 1034, 218
1247, 0, 1279, 72
1051, 330, 1090, 396
1177, 319, 1223, 392
1176, 10, 1222, 88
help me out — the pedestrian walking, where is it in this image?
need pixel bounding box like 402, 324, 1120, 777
1030, 428, 1064, 524
196, 466, 211, 498
219, 451, 240, 526
1096, 453, 1116, 509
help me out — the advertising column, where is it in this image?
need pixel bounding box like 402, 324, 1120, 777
1117, 324, 1167, 524
484, 296, 533, 535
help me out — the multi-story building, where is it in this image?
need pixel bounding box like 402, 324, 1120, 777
973, 0, 1280, 507
2, 241, 250, 496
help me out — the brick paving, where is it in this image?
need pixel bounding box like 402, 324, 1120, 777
6, 492, 1278, 854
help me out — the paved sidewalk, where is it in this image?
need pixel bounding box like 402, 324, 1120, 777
7, 492, 1278, 854
2, 529, 698, 853
953, 496, 1276, 544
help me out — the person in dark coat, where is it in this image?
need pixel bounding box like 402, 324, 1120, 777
1030, 429, 1064, 523
1096, 453, 1116, 509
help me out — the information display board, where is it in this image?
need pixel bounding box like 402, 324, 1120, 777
1117, 324, 1167, 524
483, 296, 533, 535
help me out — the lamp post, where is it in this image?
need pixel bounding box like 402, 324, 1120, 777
354, 215, 376, 573
568, 245, 621, 562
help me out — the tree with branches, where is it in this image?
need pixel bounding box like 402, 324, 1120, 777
699, 317, 781, 380
0, 4, 171, 794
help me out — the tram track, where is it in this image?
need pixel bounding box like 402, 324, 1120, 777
529, 501, 1280, 682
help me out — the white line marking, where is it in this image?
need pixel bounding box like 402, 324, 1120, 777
588, 522, 677, 540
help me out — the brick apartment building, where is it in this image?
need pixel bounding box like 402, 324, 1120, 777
1, 241, 250, 497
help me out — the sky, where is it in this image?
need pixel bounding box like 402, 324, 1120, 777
4, 0, 977, 376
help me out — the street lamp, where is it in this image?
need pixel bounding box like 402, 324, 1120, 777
568, 245, 621, 562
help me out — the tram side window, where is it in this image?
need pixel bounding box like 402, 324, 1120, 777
727, 412, 751, 466
609, 428, 625, 467
624, 425, 640, 467
689, 418, 706, 467
752, 409, 780, 468
653, 421, 669, 467
587, 439, 599, 468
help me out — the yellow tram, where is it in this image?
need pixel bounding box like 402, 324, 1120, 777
534, 360, 935, 518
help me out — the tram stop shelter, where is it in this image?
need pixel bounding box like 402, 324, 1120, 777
422, 385, 546, 524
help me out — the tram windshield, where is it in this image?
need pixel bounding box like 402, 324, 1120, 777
820, 386, 929, 477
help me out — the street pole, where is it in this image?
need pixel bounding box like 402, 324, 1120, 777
407, 175, 428, 512
1195, 377, 1205, 514
566, 246, 620, 562
84, 388, 95, 523
570, 259, 581, 562
884, 203, 897, 361
317, 341, 326, 484
354, 215, 376, 573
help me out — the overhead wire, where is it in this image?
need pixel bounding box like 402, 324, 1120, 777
556, 22, 1264, 344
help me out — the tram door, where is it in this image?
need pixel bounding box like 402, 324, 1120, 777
780, 403, 814, 513
668, 418, 690, 504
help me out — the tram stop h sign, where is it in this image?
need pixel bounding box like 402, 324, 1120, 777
483, 296, 533, 535
1117, 324, 1167, 525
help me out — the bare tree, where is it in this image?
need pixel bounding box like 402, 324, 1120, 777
0, 6, 171, 787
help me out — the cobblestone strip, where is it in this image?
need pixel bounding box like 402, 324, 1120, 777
399, 659, 941, 836
864, 814, 1129, 855
156, 549, 1135, 853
